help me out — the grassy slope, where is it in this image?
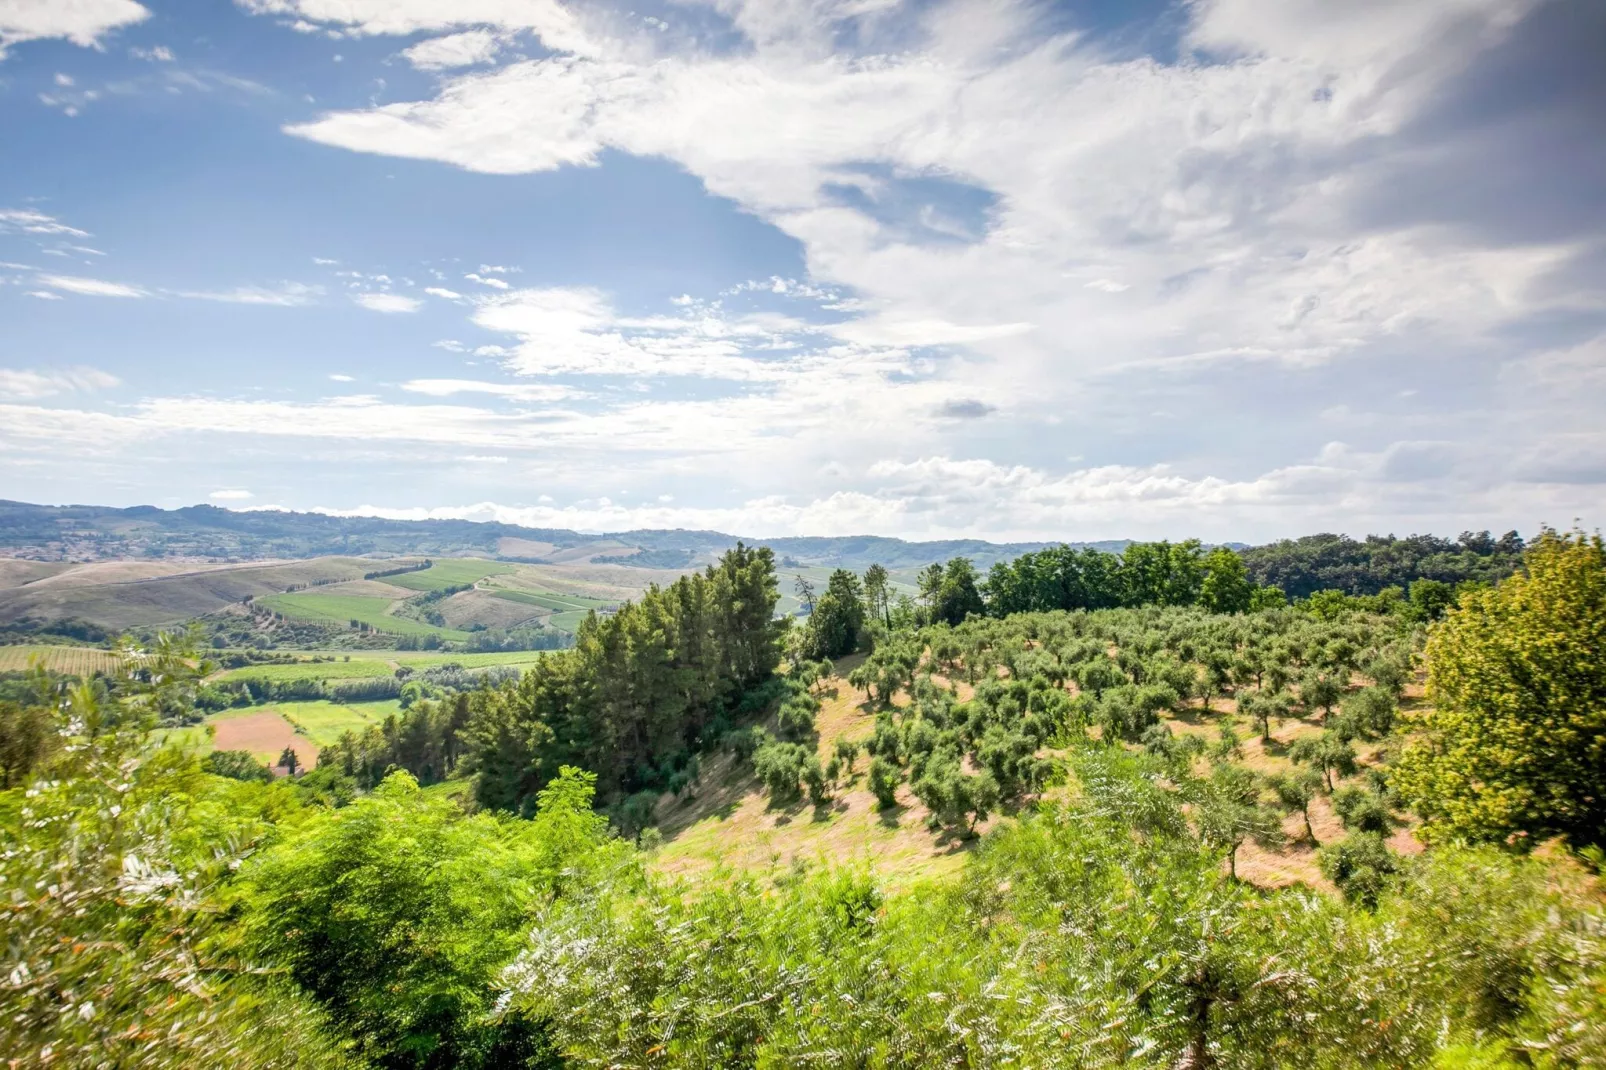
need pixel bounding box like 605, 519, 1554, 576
258, 592, 473, 640
385, 559, 518, 591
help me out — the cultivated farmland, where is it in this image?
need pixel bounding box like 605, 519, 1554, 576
256, 592, 474, 640
0, 644, 120, 675
384, 558, 518, 591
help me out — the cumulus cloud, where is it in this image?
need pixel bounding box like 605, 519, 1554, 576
17, 0, 1592, 538
351, 291, 422, 313
467, 285, 836, 379
208, 488, 253, 500
0, 0, 149, 58
402, 29, 503, 70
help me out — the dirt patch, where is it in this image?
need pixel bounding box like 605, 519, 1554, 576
211, 711, 318, 770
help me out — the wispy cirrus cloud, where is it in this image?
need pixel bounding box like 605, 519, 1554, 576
0, 366, 120, 399
36, 273, 145, 297
0, 208, 89, 237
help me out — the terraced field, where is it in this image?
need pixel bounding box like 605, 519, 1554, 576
0, 644, 121, 675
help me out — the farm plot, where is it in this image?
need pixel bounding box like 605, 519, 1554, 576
0, 644, 120, 675
384, 558, 518, 592
273, 699, 402, 747
488, 588, 612, 613
389, 650, 550, 670
217, 658, 396, 684
257, 593, 473, 640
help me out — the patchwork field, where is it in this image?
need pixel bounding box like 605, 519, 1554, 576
159, 699, 403, 768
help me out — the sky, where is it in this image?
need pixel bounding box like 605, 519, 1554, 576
0, 0, 1602, 542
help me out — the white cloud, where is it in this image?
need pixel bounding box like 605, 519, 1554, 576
312, 256, 337, 264
234, 0, 590, 51
53, 72, 73, 86
209, 488, 253, 500
129, 43, 173, 61
402, 29, 503, 70
23, 290, 61, 300
464, 272, 510, 289
38, 273, 145, 297
328, 373, 354, 381
0, 0, 149, 58
424, 285, 463, 300
468, 285, 830, 379
174, 281, 322, 306
351, 291, 421, 313
0, 366, 120, 399
0, 207, 89, 237
400, 378, 583, 401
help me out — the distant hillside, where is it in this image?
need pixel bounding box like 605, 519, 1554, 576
0, 500, 1094, 570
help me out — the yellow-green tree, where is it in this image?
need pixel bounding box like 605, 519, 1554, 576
1395, 529, 1606, 848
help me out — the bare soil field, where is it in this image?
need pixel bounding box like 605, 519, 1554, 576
211, 710, 319, 769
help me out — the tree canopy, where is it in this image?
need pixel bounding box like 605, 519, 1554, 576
1395, 529, 1606, 848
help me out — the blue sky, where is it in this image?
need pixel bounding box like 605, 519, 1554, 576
0, 0, 1602, 541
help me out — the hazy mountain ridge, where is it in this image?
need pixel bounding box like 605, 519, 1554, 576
0, 500, 1096, 569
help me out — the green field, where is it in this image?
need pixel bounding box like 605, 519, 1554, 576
547, 610, 595, 632
214, 649, 551, 686
488, 588, 612, 612
258, 593, 473, 640
156, 699, 403, 756
275, 699, 403, 747
217, 658, 396, 683
389, 650, 551, 669
385, 558, 518, 592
